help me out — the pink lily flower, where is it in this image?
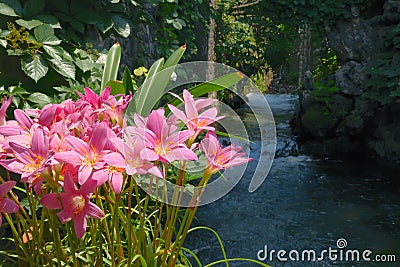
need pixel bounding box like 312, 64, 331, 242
0, 96, 13, 126
40, 174, 104, 238
168, 90, 224, 137
133, 109, 197, 163
0, 126, 56, 193
199, 131, 252, 175
102, 134, 163, 194
0, 181, 19, 227
54, 122, 110, 185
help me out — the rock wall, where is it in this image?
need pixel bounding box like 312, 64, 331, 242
293, 0, 400, 166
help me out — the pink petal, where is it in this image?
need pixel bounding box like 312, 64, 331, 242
31, 126, 48, 158
40, 193, 62, 210
57, 209, 72, 224
0, 198, 19, 213
73, 213, 87, 239
0, 214, 2, 227
168, 104, 188, 123
63, 173, 78, 194
0, 125, 23, 136
103, 153, 126, 168
109, 172, 123, 194
86, 202, 104, 219
91, 169, 108, 186
55, 151, 82, 166
89, 123, 107, 153
38, 104, 56, 128
14, 109, 33, 129
78, 164, 93, 185
146, 109, 165, 137
139, 148, 159, 162
146, 165, 164, 178
0, 181, 16, 197
79, 178, 97, 196
195, 98, 213, 110
0, 159, 24, 174
167, 130, 195, 144
167, 147, 198, 162
65, 136, 90, 156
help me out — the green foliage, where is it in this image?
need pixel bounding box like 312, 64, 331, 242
364, 22, 400, 105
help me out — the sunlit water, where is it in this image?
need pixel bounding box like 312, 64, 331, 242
185, 94, 400, 266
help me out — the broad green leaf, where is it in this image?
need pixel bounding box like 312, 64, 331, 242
97, 15, 113, 33
21, 54, 48, 82
75, 58, 94, 73
169, 72, 244, 107
23, 0, 44, 17
112, 15, 131, 38
0, 29, 10, 38
0, 39, 6, 48
134, 45, 186, 116
123, 67, 134, 92
34, 24, 54, 42
49, 58, 75, 80
101, 42, 121, 91
15, 19, 42, 29
9, 85, 28, 95
106, 80, 125, 95
43, 45, 72, 61
0, 0, 22, 17
27, 92, 52, 108
134, 58, 164, 116
163, 44, 186, 70
70, 19, 84, 33
172, 21, 182, 30
36, 14, 61, 28
42, 35, 61, 46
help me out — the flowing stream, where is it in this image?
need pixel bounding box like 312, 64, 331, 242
186, 94, 400, 266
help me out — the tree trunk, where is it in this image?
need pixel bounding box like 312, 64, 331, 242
207, 0, 217, 100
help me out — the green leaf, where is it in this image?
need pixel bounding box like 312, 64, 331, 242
34, 24, 54, 42
123, 67, 134, 92
134, 58, 165, 116
0, 29, 10, 38
35, 14, 61, 28
163, 44, 186, 70
43, 45, 72, 61
97, 15, 113, 33
23, 0, 44, 17
101, 42, 121, 91
70, 19, 84, 33
172, 20, 182, 30
42, 35, 61, 46
112, 15, 131, 38
27, 92, 52, 108
75, 58, 94, 72
106, 80, 126, 95
0, 39, 6, 48
0, 0, 22, 17
49, 58, 76, 80
15, 19, 42, 29
134, 45, 187, 116
169, 72, 244, 107
21, 54, 48, 82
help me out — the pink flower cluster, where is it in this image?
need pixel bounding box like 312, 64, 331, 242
0, 88, 251, 238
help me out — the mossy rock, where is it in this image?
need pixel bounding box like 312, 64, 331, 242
301, 105, 338, 138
